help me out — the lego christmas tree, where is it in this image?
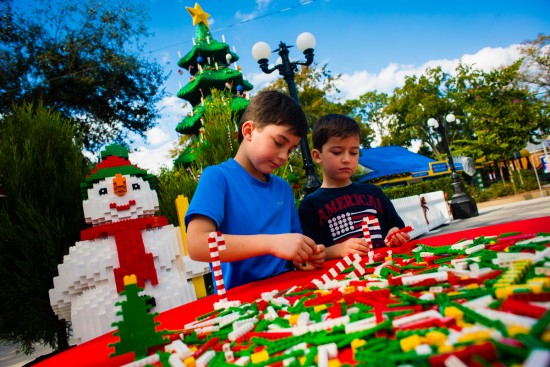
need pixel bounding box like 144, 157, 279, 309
175, 3, 253, 167
109, 275, 170, 360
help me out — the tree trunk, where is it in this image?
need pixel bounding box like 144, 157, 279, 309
56, 319, 69, 351
498, 162, 506, 183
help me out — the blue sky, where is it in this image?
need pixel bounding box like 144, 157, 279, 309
13, 0, 550, 171
125, 0, 549, 173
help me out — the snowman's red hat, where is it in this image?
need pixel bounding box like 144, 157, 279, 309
80, 144, 155, 199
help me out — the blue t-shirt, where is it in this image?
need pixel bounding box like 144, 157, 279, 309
185, 158, 298, 290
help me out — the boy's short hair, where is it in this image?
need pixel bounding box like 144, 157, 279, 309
238, 90, 308, 143
312, 114, 361, 151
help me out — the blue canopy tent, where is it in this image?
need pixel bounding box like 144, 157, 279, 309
358, 146, 437, 183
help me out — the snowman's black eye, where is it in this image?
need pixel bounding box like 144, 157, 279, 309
132, 183, 140, 190
99, 187, 108, 196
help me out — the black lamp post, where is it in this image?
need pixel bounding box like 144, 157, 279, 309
428, 114, 479, 219
252, 33, 321, 194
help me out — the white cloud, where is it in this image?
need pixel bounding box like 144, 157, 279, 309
334, 44, 523, 100
128, 95, 191, 174
129, 44, 525, 173
129, 141, 176, 174
145, 126, 171, 145
244, 71, 279, 93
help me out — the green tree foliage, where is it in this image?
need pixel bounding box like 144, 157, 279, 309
519, 33, 550, 103
383, 63, 548, 164
349, 91, 389, 148
0, 102, 90, 353
384, 67, 458, 154
0, 0, 166, 151
157, 89, 239, 225
459, 61, 546, 162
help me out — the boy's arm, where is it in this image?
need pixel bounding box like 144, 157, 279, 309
186, 214, 318, 263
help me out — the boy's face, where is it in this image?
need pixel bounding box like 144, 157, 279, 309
313, 135, 360, 187
246, 122, 301, 177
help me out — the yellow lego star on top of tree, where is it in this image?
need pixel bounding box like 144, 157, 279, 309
186, 3, 211, 29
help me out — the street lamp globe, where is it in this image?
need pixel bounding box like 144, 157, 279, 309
296, 32, 316, 52
251, 41, 271, 62
427, 118, 439, 128
251, 33, 322, 194
446, 113, 456, 123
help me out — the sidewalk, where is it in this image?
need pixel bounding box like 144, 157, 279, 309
419, 188, 550, 238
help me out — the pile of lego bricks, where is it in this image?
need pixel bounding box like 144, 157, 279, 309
122, 231, 550, 367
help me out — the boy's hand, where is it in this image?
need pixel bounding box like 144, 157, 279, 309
332, 238, 371, 259
293, 244, 326, 270
271, 234, 318, 263
384, 226, 411, 247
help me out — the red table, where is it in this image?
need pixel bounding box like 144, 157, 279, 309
34, 216, 550, 367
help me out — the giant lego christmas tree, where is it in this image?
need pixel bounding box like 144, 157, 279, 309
174, 3, 253, 167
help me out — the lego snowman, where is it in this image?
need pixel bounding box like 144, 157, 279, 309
49, 144, 200, 344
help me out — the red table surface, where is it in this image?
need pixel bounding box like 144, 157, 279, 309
34, 216, 550, 367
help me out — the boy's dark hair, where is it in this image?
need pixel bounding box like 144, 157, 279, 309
312, 114, 361, 150
238, 90, 308, 143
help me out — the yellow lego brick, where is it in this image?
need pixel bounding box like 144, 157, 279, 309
400, 334, 422, 352
527, 277, 550, 287
457, 330, 492, 343
183, 356, 196, 367
425, 330, 447, 346
438, 344, 454, 354
508, 325, 530, 337
314, 304, 327, 312
351, 339, 366, 355
541, 330, 550, 343
251, 349, 269, 364
444, 306, 463, 319
289, 314, 300, 326
328, 359, 342, 367
343, 286, 356, 294
175, 195, 190, 255
192, 276, 207, 299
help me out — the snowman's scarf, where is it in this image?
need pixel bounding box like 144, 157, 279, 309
81, 216, 168, 293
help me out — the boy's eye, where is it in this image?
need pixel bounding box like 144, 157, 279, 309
99, 187, 108, 196
132, 183, 140, 190
274, 139, 283, 147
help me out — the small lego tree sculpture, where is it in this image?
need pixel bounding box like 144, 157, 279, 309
109, 274, 170, 360
174, 3, 253, 167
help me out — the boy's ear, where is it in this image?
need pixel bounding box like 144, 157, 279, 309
311, 148, 322, 163
241, 120, 255, 141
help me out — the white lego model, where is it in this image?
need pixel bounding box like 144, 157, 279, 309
48, 144, 207, 344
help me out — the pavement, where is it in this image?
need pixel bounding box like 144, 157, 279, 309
418, 189, 550, 238
1, 189, 549, 366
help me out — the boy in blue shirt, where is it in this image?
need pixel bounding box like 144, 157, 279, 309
298, 114, 410, 261
186, 91, 325, 290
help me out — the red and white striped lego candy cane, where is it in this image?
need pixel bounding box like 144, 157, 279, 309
361, 217, 372, 250
368, 216, 381, 232
208, 232, 227, 301
320, 254, 365, 284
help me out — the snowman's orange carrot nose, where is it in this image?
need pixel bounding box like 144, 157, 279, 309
113, 173, 127, 196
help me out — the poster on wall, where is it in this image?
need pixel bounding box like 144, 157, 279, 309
542, 156, 550, 173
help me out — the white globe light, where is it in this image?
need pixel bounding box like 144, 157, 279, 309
251, 41, 271, 61
427, 118, 439, 128
296, 32, 316, 51
446, 113, 456, 123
